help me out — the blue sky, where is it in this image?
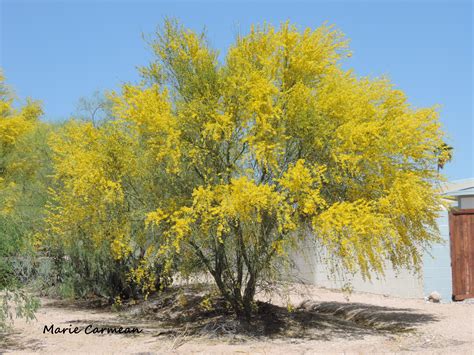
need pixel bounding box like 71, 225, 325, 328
1, 0, 472, 180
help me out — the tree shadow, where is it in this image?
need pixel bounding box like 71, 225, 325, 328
41, 297, 112, 311
255, 301, 438, 340
0, 330, 45, 352
125, 285, 439, 342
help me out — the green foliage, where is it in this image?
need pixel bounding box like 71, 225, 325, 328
0, 259, 14, 289
49, 242, 145, 300
0, 288, 39, 331
0, 72, 46, 328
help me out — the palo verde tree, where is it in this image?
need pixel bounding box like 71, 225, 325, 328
0, 72, 43, 329
108, 20, 448, 320
0, 71, 46, 284
44, 117, 171, 300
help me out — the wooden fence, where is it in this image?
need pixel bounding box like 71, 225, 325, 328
449, 209, 474, 301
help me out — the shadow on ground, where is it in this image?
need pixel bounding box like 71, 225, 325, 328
124, 284, 439, 342
42, 297, 113, 311
0, 330, 45, 352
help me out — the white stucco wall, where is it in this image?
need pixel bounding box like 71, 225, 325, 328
291, 243, 424, 298
422, 207, 453, 302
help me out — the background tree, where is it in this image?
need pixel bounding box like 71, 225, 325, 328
0, 72, 42, 329
108, 20, 447, 321
43, 113, 175, 299
74, 90, 114, 127
436, 142, 453, 172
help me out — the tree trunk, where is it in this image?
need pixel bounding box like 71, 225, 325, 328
241, 271, 257, 322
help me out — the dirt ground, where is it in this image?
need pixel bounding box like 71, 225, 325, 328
1, 283, 472, 354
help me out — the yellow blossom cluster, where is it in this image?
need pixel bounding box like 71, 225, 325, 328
0, 73, 44, 217
46, 120, 141, 259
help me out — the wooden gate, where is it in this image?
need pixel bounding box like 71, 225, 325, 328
449, 209, 474, 301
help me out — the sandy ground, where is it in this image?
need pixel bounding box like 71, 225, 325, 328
1, 284, 473, 354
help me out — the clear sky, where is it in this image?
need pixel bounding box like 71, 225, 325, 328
1, 0, 472, 180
